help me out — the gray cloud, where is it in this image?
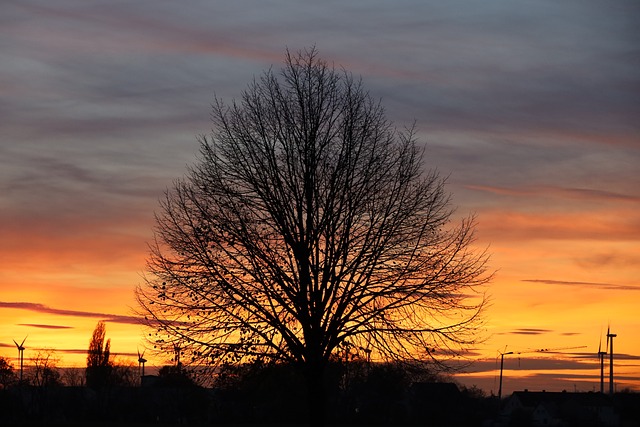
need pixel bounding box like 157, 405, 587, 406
3, 0, 638, 140
3, 0, 638, 211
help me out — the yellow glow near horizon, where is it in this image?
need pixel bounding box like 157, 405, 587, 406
1, 225, 639, 392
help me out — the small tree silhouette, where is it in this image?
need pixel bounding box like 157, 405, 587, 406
30, 350, 61, 388
86, 321, 112, 389
0, 356, 17, 388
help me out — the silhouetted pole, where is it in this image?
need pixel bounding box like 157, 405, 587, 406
608, 331, 617, 394
498, 351, 513, 400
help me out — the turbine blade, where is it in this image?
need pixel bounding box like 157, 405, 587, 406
20, 336, 27, 347
13, 339, 19, 348
599, 327, 603, 353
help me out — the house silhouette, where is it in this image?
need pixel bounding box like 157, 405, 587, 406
498, 390, 619, 427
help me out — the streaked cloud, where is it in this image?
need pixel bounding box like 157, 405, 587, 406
572, 352, 640, 362
16, 323, 73, 330
508, 328, 553, 336
0, 343, 137, 359
32, 348, 139, 358
462, 352, 640, 376
467, 185, 640, 204
523, 279, 640, 292
0, 301, 143, 325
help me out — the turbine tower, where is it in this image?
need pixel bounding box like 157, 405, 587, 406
597, 333, 606, 393
607, 326, 617, 394
13, 336, 27, 384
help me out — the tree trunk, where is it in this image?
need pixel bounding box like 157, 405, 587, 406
305, 362, 326, 427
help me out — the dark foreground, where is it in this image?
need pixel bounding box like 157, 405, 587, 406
2, 384, 639, 427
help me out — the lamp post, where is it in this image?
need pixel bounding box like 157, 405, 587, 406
498, 351, 513, 401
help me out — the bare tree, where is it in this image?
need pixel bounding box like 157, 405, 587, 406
110, 358, 138, 387
62, 367, 85, 387
136, 47, 490, 426
30, 350, 61, 388
86, 321, 112, 389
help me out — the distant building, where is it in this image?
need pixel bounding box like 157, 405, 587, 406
496, 390, 619, 427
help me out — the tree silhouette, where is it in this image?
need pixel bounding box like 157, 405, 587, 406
30, 350, 61, 388
86, 321, 112, 389
0, 356, 17, 388
136, 47, 490, 426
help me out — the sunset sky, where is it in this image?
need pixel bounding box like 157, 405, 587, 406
1, 1, 639, 396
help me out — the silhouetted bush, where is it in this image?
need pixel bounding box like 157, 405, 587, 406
0, 356, 17, 388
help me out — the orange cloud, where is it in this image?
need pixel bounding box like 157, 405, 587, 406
467, 184, 640, 203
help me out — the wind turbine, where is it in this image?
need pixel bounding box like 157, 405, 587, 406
597, 331, 607, 393
137, 348, 147, 378
606, 325, 617, 394
13, 336, 27, 384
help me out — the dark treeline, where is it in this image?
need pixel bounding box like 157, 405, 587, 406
210, 360, 492, 425
2, 358, 639, 426
0, 359, 494, 426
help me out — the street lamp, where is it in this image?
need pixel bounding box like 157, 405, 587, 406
498, 351, 514, 401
